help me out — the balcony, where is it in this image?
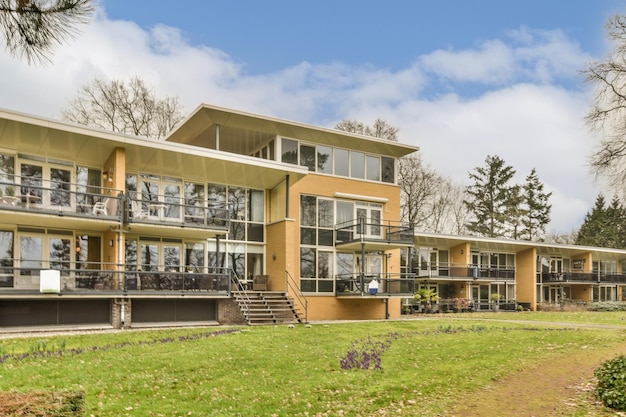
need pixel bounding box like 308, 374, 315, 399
540, 272, 626, 284
126, 193, 229, 231
335, 219, 414, 250
0, 178, 230, 232
0, 177, 121, 221
416, 264, 516, 281
0, 265, 233, 295
335, 273, 416, 297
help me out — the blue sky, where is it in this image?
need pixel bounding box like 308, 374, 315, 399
2, 0, 626, 234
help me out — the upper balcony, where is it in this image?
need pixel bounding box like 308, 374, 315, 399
335, 219, 414, 251
540, 271, 626, 284
0, 263, 233, 296
415, 263, 516, 281
0, 177, 229, 235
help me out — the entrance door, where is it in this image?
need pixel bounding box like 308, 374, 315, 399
472, 284, 489, 310
355, 203, 383, 239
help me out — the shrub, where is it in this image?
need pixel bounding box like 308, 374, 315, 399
595, 355, 626, 411
587, 301, 626, 312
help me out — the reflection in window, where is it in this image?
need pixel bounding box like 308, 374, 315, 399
281, 138, 298, 164
300, 144, 316, 171
0, 154, 15, 194
381, 156, 395, 183
20, 236, 42, 275
49, 237, 71, 275
50, 167, 71, 207
317, 146, 332, 173
185, 242, 204, 272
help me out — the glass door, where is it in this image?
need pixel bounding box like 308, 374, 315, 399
355, 203, 383, 239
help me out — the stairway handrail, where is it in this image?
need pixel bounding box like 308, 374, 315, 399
285, 270, 308, 323
231, 271, 252, 320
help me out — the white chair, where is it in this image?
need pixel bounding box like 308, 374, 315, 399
131, 200, 148, 219
92, 198, 108, 216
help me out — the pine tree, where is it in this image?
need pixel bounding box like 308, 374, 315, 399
464, 155, 516, 238
575, 194, 616, 247
519, 168, 552, 241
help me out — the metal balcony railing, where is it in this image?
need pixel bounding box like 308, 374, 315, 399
540, 271, 626, 284
125, 192, 230, 230
415, 263, 516, 281
0, 177, 122, 219
0, 264, 233, 294
335, 273, 416, 296
335, 219, 414, 246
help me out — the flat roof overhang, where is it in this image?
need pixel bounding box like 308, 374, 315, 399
166, 104, 420, 159
335, 240, 412, 252
0, 108, 309, 190
413, 232, 626, 261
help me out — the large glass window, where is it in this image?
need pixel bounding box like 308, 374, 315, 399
281, 138, 298, 164
300, 144, 316, 171
0, 154, 15, 195
381, 156, 395, 183
366, 155, 380, 181
317, 146, 332, 173
334, 148, 349, 177
0, 231, 13, 287
350, 151, 365, 179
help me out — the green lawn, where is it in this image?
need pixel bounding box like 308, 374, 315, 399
0, 314, 624, 416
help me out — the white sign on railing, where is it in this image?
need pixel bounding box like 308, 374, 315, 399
40, 270, 60, 293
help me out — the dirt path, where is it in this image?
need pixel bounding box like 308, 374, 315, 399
444, 321, 626, 417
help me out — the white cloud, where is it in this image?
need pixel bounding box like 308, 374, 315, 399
0, 10, 605, 234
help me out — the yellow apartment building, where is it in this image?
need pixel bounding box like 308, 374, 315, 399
0, 104, 624, 330
411, 233, 626, 312
0, 104, 417, 328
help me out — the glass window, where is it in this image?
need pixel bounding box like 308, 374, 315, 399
0, 154, 15, 195
381, 156, 395, 183
185, 242, 205, 272
300, 247, 315, 278
0, 231, 13, 268
317, 146, 332, 173
318, 199, 334, 228
350, 151, 365, 179
269, 140, 275, 161
318, 251, 333, 279
366, 155, 380, 181
300, 195, 316, 227
300, 144, 316, 171
336, 253, 354, 278
49, 237, 71, 275
20, 163, 43, 200
20, 236, 42, 275
334, 148, 349, 177
248, 189, 264, 223
281, 138, 298, 165
76, 167, 101, 214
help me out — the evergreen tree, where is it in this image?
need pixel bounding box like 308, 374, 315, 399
464, 155, 516, 237
575, 194, 617, 247
519, 168, 552, 241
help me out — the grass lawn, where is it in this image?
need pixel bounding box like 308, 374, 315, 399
0, 314, 624, 416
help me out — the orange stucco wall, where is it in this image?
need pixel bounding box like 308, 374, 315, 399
516, 248, 536, 310
280, 173, 403, 321
305, 296, 402, 321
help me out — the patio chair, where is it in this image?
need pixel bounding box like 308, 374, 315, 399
92, 198, 109, 216
131, 200, 148, 219
253, 275, 269, 291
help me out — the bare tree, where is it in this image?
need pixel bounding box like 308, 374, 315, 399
335, 118, 468, 232
583, 14, 626, 192
335, 118, 398, 141
397, 154, 441, 227
0, 0, 93, 64
62, 76, 185, 140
